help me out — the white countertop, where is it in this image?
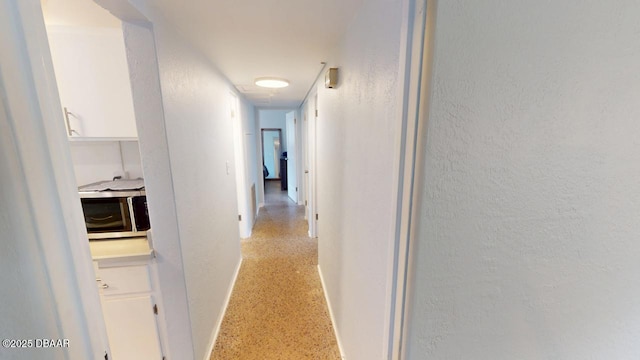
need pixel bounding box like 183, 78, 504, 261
89, 237, 154, 264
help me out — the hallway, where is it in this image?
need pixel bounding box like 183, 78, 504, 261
211, 181, 341, 359
4, 0, 640, 359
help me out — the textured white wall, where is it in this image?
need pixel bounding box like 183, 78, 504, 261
123, 2, 251, 357
122, 21, 194, 359
315, 0, 404, 358
406, 0, 640, 359
150, 24, 243, 360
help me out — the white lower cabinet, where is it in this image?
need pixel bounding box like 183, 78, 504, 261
96, 263, 164, 359
102, 295, 163, 360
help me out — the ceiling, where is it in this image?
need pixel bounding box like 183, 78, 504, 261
41, 0, 365, 108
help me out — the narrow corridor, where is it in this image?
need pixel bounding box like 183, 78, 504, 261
211, 181, 341, 359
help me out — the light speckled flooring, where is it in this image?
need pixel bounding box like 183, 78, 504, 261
210, 181, 341, 360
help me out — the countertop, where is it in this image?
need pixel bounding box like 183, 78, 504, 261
89, 237, 154, 265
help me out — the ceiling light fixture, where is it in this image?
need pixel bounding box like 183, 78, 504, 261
255, 77, 289, 88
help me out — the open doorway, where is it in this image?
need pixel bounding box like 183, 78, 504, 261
230, 92, 254, 239
37, 1, 172, 358
257, 109, 300, 207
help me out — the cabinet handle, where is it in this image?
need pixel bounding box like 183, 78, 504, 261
64, 107, 79, 136
96, 278, 109, 289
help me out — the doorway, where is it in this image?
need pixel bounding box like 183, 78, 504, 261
303, 94, 318, 238
256, 109, 298, 207
230, 93, 252, 238
285, 111, 298, 203
34, 1, 177, 358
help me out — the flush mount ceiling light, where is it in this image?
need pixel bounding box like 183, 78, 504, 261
255, 77, 290, 88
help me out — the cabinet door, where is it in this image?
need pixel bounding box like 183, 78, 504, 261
47, 26, 138, 139
99, 265, 151, 296
102, 295, 163, 360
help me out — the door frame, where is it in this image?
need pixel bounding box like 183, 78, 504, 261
285, 110, 297, 203
386, 0, 435, 358
303, 93, 319, 238
230, 92, 251, 238
302, 109, 309, 218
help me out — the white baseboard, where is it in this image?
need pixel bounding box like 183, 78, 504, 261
317, 264, 346, 359
204, 256, 243, 360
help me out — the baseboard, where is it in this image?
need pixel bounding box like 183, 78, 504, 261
204, 256, 243, 360
317, 264, 346, 359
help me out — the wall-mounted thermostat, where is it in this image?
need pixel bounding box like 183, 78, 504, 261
325, 68, 338, 88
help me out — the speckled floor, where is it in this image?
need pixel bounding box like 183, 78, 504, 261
210, 181, 341, 360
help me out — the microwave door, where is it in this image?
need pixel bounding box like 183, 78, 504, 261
82, 198, 131, 232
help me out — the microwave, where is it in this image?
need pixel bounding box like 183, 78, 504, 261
79, 190, 150, 240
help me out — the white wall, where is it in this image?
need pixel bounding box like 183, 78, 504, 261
42, 0, 121, 28
258, 109, 288, 147
1, 1, 108, 358
406, 0, 640, 359
148, 25, 243, 360
314, 0, 404, 358
1, 91, 68, 360
123, 2, 252, 358
69, 141, 143, 185
122, 21, 194, 359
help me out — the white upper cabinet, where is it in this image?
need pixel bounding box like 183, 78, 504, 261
47, 26, 137, 139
